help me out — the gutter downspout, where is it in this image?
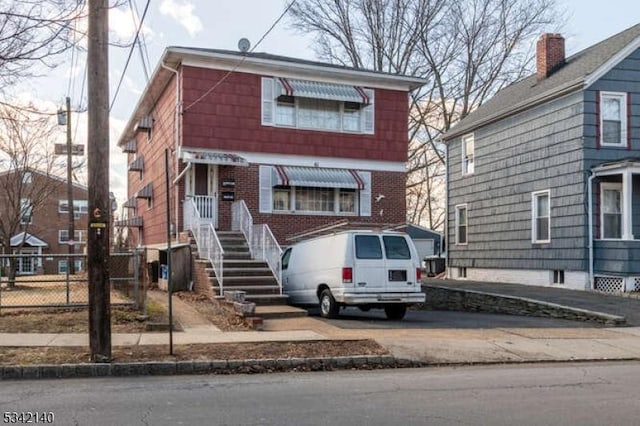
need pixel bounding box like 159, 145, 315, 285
587, 171, 596, 290
161, 60, 181, 242
444, 141, 450, 279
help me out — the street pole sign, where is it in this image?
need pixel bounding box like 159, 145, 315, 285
54, 144, 85, 156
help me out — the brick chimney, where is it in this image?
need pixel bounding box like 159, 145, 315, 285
536, 33, 565, 80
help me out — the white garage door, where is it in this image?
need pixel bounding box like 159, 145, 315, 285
413, 239, 434, 260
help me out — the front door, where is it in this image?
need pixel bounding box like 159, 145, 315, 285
186, 163, 218, 227
15, 248, 37, 275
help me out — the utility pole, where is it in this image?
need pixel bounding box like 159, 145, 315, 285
65, 96, 75, 275
87, 0, 111, 362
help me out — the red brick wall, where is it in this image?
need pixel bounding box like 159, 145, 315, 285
536, 33, 565, 79
181, 66, 409, 163
216, 164, 406, 243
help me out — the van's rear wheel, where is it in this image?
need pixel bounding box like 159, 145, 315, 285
384, 305, 407, 320
319, 289, 339, 318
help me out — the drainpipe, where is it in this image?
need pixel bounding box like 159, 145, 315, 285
161, 60, 181, 241
587, 171, 596, 290
444, 141, 450, 279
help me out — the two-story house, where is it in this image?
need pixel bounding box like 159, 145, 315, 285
116, 48, 424, 249
0, 168, 89, 275
443, 24, 640, 293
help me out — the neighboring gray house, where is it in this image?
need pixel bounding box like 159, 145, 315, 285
443, 24, 640, 293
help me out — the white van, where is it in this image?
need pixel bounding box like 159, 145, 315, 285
281, 230, 425, 320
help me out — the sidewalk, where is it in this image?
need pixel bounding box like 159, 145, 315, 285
4, 285, 640, 380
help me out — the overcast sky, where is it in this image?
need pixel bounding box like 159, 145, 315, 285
10, 0, 640, 208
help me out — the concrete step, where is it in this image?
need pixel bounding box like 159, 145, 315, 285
223, 276, 278, 286
256, 305, 308, 319
244, 294, 290, 306
218, 285, 281, 295
224, 253, 252, 260
224, 267, 273, 277
223, 259, 269, 269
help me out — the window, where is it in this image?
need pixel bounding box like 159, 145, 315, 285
59, 200, 88, 216
58, 260, 84, 274
532, 190, 550, 243
455, 205, 468, 245
22, 172, 32, 184
262, 78, 374, 134
20, 198, 32, 224
600, 92, 627, 146
552, 270, 565, 284
273, 186, 358, 215
59, 230, 84, 244
601, 182, 622, 239
355, 235, 383, 259
383, 236, 411, 260
281, 248, 292, 271
458, 267, 467, 278
462, 134, 474, 175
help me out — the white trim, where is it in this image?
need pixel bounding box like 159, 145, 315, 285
463, 268, 590, 291
531, 190, 551, 244
599, 182, 623, 240
178, 146, 405, 172
461, 134, 474, 176
584, 34, 640, 88
177, 53, 426, 91
454, 204, 468, 245
599, 91, 628, 147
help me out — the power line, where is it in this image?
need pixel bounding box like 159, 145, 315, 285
110, 0, 151, 112
183, 0, 297, 113
129, 0, 151, 82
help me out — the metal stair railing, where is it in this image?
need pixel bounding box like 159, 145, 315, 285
185, 198, 225, 293
232, 200, 283, 293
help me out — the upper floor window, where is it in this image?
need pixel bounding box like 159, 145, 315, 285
532, 190, 550, 243
262, 77, 374, 134
600, 92, 627, 147
22, 172, 32, 184
59, 200, 89, 217
455, 204, 468, 245
601, 182, 622, 239
20, 198, 32, 225
461, 134, 474, 175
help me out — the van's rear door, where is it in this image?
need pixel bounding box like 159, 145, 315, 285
352, 234, 385, 294
382, 235, 416, 293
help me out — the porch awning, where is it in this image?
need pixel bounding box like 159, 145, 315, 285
114, 216, 143, 228
180, 149, 248, 166
123, 197, 137, 208
272, 165, 365, 190
10, 232, 48, 247
278, 78, 370, 104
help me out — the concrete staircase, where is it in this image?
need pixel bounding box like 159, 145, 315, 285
212, 231, 295, 308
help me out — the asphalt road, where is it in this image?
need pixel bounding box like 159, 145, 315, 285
312, 307, 595, 329
1, 362, 639, 425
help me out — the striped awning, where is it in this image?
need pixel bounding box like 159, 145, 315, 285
272, 166, 365, 190
123, 197, 137, 209
278, 78, 370, 104
136, 183, 153, 199
180, 149, 248, 166
10, 232, 48, 247
128, 156, 144, 172
122, 139, 137, 153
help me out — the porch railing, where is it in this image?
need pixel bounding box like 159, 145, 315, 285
231, 200, 283, 292
185, 198, 224, 293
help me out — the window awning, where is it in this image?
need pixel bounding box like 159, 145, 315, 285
278, 78, 370, 104
272, 166, 365, 190
136, 183, 153, 199
10, 232, 48, 247
180, 149, 248, 166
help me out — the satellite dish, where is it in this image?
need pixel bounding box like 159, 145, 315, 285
238, 38, 251, 53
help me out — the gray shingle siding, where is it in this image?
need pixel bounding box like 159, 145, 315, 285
448, 91, 587, 272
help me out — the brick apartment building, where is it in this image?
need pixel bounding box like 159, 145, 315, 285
0, 169, 88, 275
117, 47, 425, 247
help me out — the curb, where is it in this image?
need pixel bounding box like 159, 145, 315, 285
1, 355, 424, 381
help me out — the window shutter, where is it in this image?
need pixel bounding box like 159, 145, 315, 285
362, 89, 375, 134
359, 171, 371, 217
261, 77, 274, 126
595, 90, 601, 149
259, 165, 273, 213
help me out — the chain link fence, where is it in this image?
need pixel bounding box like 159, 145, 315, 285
0, 250, 144, 312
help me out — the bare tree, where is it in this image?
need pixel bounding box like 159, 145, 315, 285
0, 105, 63, 287
289, 0, 563, 231
0, 0, 84, 88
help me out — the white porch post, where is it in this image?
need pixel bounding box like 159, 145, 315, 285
622, 169, 633, 240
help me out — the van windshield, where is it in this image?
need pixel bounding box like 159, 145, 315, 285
355, 235, 383, 259
383, 236, 411, 259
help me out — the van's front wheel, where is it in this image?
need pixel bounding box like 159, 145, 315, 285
384, 305, 407, 320
319, 289, 339, 318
